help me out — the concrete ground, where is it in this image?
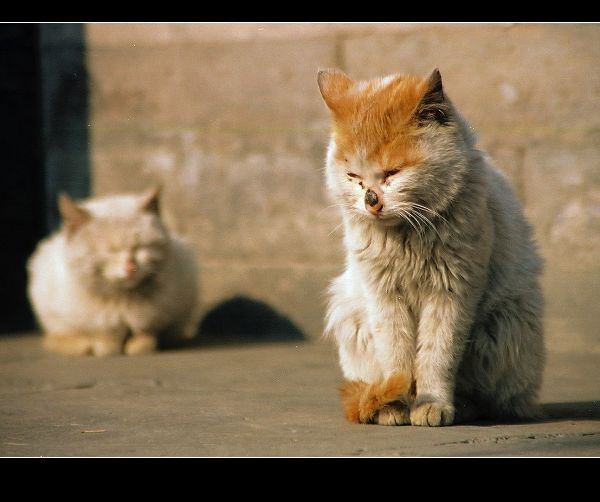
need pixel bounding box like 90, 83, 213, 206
1, 333, 599, 457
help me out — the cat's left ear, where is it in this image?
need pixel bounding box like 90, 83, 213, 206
58, 193, 91, 237
317, 68, 354, 114
140, 186, 161, 215
415, 68, 450, 126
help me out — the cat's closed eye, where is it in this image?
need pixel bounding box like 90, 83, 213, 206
136, 245, 164, 263
347, 172, 362, 179
383, 168, 400, 181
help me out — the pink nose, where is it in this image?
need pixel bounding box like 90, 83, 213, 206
124, 259, 137, 276
365, 188, 383, 215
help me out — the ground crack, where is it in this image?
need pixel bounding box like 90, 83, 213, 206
433, 431, 600, 447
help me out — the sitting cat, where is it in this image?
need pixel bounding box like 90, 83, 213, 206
27, 187, 199, 356
318, 68, 545, 426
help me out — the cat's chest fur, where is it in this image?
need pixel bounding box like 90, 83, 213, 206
345, 217, 486, 312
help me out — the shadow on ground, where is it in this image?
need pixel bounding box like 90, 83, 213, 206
454, 401, 600, 427
163, 295, 305, 350
541, 401, 600, 421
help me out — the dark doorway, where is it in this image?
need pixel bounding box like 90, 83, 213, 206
0, 24, 89, 334
0, 24, 46, 333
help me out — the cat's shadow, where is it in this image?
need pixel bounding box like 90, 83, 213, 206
163, 295, 306, 350
458, 401, 600, 427
539, 401, 600, 422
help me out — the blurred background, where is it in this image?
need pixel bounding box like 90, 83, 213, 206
1, 23, 598, 354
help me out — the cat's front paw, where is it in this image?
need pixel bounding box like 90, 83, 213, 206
125, 334, 157, 356
93, 336, 123, 357
340, 373, 411, 425
376, 402, 411, 426
410, 400, 455, 427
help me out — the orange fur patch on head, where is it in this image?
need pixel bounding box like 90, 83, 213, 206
340, 373, 411, 424
320, 70, 434, 170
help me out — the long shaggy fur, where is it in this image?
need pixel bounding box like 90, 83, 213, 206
318, 68, 545, 426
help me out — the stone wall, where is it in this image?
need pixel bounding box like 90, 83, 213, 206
85, 23, 600, 351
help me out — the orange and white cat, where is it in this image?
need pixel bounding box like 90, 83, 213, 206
319, 68, 545, 426
28, 188, 199, 356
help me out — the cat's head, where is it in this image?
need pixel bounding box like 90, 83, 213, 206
318, 68, 474, 226
58, 187, 170, 291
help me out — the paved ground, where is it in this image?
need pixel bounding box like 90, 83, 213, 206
1, 333, 599, 457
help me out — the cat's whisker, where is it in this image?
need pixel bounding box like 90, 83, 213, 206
396, 208, 423, 246
328, 212, 361, 236
406, 211, 426, 236
410, 208, 435, 235
411, 208, 443, 241
394, 203, 439, 245
319, 202, 346, 215
396, 207, 424, 235
328, 220, 346, 236
354, 219, 374, 254
411, 203, 448, 224
355, 238, 372, 255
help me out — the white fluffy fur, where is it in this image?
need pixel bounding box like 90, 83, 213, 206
323, 73, 545, 425
28, 191, 199, 356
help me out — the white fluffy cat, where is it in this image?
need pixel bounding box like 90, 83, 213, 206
28, 188, 199, 356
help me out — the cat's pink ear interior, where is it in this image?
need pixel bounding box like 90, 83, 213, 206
58, 193, 91, 237
317, 69, 354, 113
140, 186, 161, 215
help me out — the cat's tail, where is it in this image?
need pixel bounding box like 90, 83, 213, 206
340, 373, 411, 424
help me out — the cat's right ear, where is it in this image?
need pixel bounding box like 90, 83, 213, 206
415, 68, 450, 126
317, 69, 354, 114
58, 193, 91, 237
140, 185, 161, 216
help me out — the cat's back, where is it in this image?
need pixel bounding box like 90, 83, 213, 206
28, 230, 68, 286
81, 193, 141, 218
27, 230, 74, 326
480, 155, 543, 302
168, 234, 198, 277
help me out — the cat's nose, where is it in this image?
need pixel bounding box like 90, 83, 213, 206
124, 258, 137, 276
365, 188, 383, 215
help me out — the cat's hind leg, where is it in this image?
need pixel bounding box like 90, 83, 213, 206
124, 332, 158, 355
92, 335, 123, 356
453, 395, 485, 424
43, 333, 93, 356
43, 329, 127, 357
465, 294, 545, 422
491, 341, 544, 421
492, 389, 544, 422
91, 329, 128, 356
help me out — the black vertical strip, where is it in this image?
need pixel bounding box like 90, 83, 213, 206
0, 24, 46, 332
0, 24, 90, 334
39, 23, 90, 232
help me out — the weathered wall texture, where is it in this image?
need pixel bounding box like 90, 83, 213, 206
85, 23, 600, 351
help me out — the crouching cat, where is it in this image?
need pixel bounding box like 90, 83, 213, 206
28, 188, 199, 356
318, 68, 545, 426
